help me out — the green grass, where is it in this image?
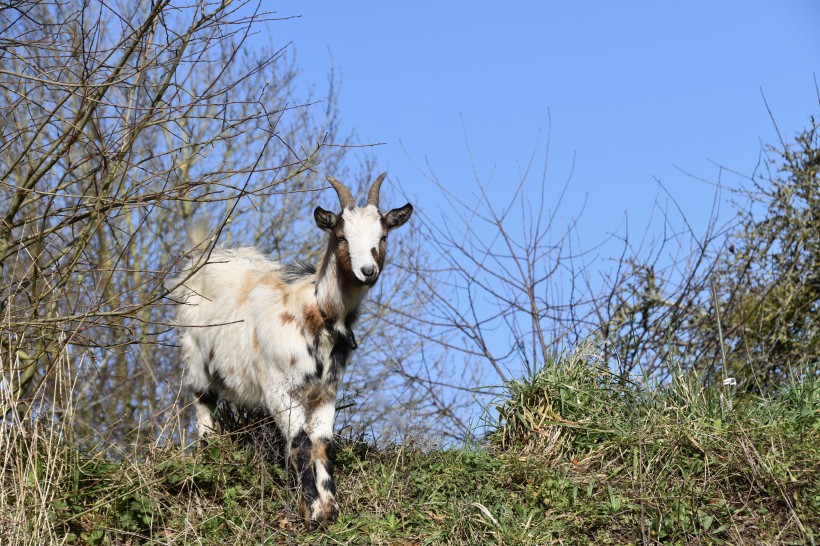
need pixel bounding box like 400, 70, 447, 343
1, 351, 817, 545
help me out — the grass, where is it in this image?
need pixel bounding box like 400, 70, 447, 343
1, 349, 817, 545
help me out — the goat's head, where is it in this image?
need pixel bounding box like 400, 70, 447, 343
314, 173, 413, 286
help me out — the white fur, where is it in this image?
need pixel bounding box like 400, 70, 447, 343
173, 246, 340, 433
342, 205, 384, 283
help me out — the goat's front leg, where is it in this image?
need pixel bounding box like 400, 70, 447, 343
274, 390, 339, 529
305, 398, 339, 524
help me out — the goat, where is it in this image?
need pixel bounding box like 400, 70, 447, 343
172, 173, 413, 528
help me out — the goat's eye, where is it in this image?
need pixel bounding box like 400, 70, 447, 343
380, 236, 387, 243
337, 236, 347, 244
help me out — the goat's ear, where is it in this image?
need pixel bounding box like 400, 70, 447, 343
384, 203, 413, 231
314, 207, 338, 231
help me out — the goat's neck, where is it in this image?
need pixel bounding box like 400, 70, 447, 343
315, 241, 367, 331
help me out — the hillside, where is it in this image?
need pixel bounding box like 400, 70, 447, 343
2, 355, 816, 545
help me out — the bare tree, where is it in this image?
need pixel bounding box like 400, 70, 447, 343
0, 0, 351, 446
1, 0, 455, 450
401, 127, 608, 441
409, 110, 818, 422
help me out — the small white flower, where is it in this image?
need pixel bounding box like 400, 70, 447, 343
723, 377, 737, 386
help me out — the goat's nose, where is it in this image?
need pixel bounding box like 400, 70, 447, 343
360, 265, 376, 279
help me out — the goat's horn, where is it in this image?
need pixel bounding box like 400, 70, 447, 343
326, 175, 356, 209
366, 172, 387, 208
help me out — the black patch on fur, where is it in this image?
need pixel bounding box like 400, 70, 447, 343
283, 259, 317, 284
327, 332, 352, 384
194, 389, 218, 408
321, 477, 337, 496
301, 372, 320, 388
314, 207, 339, 231
342, 329, 357, 350
290, 430, 318, 510
345, 308, 361, 331
211, 369, 228, 391
305, 337, 324, 380
384, 203, 414, 229
291, 429, 311, 452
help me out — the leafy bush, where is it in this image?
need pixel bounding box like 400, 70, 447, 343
600, 120, 820, 389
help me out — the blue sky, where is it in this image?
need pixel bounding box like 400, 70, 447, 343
235, 2, 820, 431
261, 1, 819, 248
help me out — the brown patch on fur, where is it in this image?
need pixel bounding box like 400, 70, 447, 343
312, 439, 331, 465
377, 238, 387, 269
260, 273, 284, 292
292, 383, 335, 412
317, 300, 337, 324
290, 356, 297, 367
237, 272, 259, 307
335, 245, 356, 283
252, 330, 260, 350
208, 347, 215, 362
331, 222, 359, 284
371, 244, 386, 272
280, 312, 297, 325
304, 304, 324, 334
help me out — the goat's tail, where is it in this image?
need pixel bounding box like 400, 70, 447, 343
168, 218, 214, 298
186, 218, 213, 255
182, 218, 218, 277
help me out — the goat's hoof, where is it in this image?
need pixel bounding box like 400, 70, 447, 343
304, 497, 339, 530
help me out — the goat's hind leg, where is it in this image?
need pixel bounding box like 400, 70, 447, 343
182, 336, 220, 438
193, 388, 219, 438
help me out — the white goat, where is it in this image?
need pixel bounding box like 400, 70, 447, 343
172, 174, 413, 527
